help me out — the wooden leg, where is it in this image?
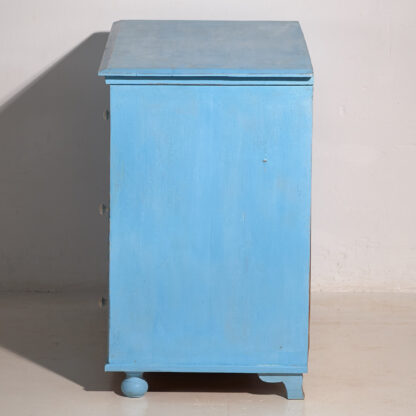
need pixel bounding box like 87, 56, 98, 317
121, 372, 148, 398
258, 373, 304, 400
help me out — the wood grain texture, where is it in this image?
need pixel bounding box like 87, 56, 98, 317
107, 85, 312, 372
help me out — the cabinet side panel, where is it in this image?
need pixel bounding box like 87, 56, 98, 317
108, 85, 312, 372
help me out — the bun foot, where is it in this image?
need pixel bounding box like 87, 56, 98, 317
121, 372, 148, 398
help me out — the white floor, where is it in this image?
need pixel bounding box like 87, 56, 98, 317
0, 292, 415, 416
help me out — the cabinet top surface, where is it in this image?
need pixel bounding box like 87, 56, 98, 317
98, 20, 313, 78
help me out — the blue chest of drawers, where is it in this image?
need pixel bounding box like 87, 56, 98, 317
98, 20, 313, 399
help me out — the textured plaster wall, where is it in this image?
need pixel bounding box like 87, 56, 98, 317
0, 0, 415, 292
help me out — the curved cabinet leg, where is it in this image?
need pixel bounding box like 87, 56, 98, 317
258, 373, 304, 400
121, 372, 148, 398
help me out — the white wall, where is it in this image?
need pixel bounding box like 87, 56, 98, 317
1, 0, 415, 292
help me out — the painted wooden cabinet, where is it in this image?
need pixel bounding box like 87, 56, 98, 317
98, 20, 313, 399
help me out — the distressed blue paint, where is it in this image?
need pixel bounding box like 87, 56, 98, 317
99, 20, 312, 78
108, 85, 312, 369
99, 20, 313, 399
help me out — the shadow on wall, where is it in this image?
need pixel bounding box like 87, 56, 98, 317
0, 32, 110, 293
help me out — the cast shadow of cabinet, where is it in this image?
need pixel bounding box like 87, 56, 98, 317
0, 32, 286, 398
0, 32, 113, 391
0, 33, 110, 293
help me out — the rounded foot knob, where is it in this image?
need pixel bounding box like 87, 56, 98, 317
121, 372, 148, 398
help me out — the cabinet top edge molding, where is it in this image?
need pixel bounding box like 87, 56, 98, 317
98, 20, 313, 80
